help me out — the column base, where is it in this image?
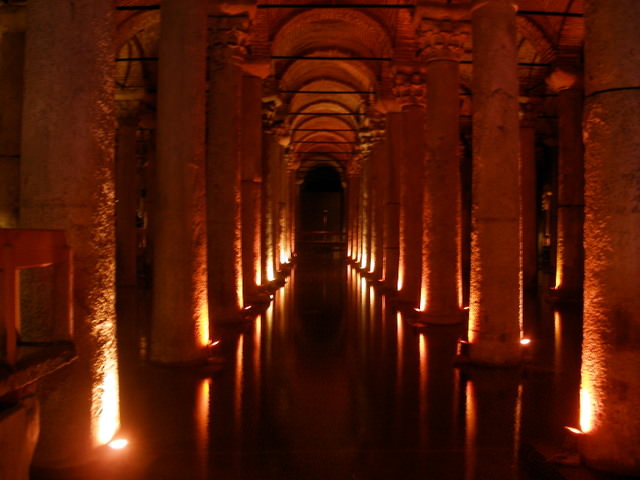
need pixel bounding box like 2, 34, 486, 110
412, 309, 466, 326
456, 336, 524, 367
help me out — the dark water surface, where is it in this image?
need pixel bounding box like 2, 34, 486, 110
35, 246, 597, 480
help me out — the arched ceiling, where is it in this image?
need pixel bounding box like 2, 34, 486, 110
113, 0, 585, 177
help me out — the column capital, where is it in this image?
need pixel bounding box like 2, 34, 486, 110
391, 63, 427, 109
347, 154, 364, 176
284, 152, 300, 171
416, 18, 469, 63
546, 66, 583, 93
208, 14, 249, 67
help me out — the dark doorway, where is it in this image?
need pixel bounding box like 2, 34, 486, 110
299, 165, 345, 246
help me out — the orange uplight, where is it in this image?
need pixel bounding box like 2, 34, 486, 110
520, 338, 531, 346
580, 387, 594, 433
197, 300, 210, 347
94, 357, 120, 446
108, 438, 129, 450
564, 426, 585, 435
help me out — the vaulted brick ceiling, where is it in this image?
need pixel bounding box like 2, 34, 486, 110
115, 0, 584, 176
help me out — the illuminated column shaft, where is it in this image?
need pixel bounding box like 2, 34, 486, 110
581, 0, 640, 474
360, 156, 371, 268
548, 68, 584, 300
399, 104, 425, 304
371, 142, 386, 278
152, 0, 208, 362
382, 111, 402, 291
261, 128, 279, 281
115, 105, 139, 287
287, 168, 297, 259
240, 75, 264, 301
348, 171, 361, 260
469, 0, 521, 364
20, 0, 117, 464
418, 19, 464, 322
0, 25, 23, 228
206, 16, 247, 322
519, 102, 538, 293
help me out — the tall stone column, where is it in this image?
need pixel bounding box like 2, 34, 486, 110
115, 102, 140, 287
547, 66, 584, 302
468, 0, 522, 364
0, 19, 24, 228
151, 0, 208, 363
286, 157, 299, 262
241, 74, 265, 302
580, 0, 640, 474
20, 0, 118, 465
416, 19, 465, 323
382, 110, 402, 292
519, 100, 538, 293
206, 15, 248, 324
393, 64, 426, 305
347, 166, 362, 262
261, 111, 280, 283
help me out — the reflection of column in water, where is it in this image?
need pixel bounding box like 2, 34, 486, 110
234, 334, 244, 445
464, 371, 521, 480
418, 333, 428, 448
253, 316, 262, 409
464, 380, 477, 480
195, 378, 211, 480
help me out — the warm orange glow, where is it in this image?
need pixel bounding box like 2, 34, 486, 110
360, 252, 368, 270
197, 300, 210, 347
108, 438, 128, 450
368, 257, 376, 274
580, 386, 594, 433
196, 377, 210, 477
418, 332, 428, 446
235, 334, 244, 439
465, 380, 477, 480
397, 263, 404, 292
520, 338, 531, 346
279, 248, 289, 266
419, 286, 427, 312
266, 261, 275, 282
467, 303, 478, 343
94, 356, 120, 446
255, 260, 262, 287
565, 426, 585, 435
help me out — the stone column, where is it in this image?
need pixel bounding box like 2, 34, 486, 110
206, 15, 248, 324
371, 139, 386, 279
382, 110, 402, 292
347, 163, 362, 262
393, 64, 426, 305
286, 157, 299, 263
547, 66, 584, 302
260, 109, 280, 284
115, 102, 140, 287
241, 74, 265, 303
416, 19, 466, 323
468, 0, 522, 364
0, 17, 24, 228
151, 0, 208, 363
20, 0, 117, 465
580, 0, 640, 474
519, 100, 538, 293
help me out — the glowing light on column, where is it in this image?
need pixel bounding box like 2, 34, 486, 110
419, 286, 427, 313
580, 385, 594, 433
93, 354, 120, 446
197, 300, 210, 347
266, 260, 275, 282
368, 257, 376, 274
464, 380, 477, 480
397, 263, 404, 292
195, 377, 211, 474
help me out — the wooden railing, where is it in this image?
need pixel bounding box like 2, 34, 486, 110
0, 229, 73, 366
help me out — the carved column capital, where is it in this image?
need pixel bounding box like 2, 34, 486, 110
284, 152, 300, 171
416, 18, 468, 63
391, 63, 427, 108
208, 15, 249, 68
546, 66, 583, 93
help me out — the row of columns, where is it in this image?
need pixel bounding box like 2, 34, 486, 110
150, 4, 294, 364
346, 0, 639, 473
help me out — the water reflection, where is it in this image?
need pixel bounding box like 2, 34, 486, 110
81, 248, 585, 480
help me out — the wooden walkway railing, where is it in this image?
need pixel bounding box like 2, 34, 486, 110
0, 229, 73, 366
